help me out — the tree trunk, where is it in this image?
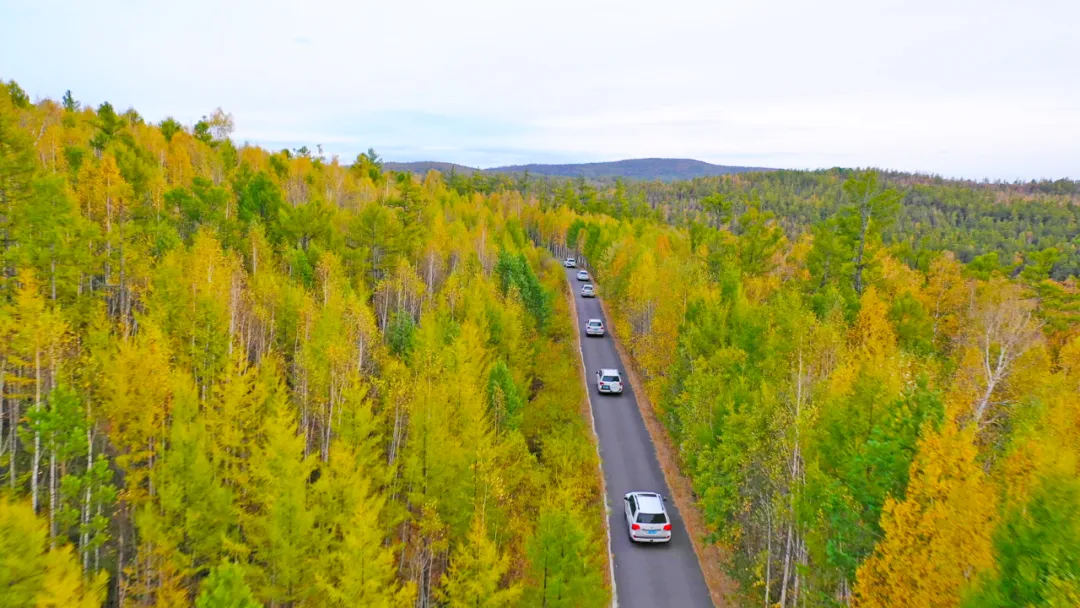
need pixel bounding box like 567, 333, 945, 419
541, 560, 549, 608
228, 275, 237, 356
765, 510, 773, 608
94, 499, 101, 571
117, 532, 125, 606
779, 522, 793, 607
8, 396, 16, 490
0, 358, 6, 487
852, 195, 873, 296
119, 217, 128, 334
49, 441, 56, 547
105, 174, 113, 288
82, 426, 93, 572
792, 533, 803, 607
32, 346, 41, 512
389, 394, 405, 466
323, 375, 335, 462
780, 351, 806, 607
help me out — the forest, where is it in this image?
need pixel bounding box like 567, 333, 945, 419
0, 81, 610, 607
452, 168, 1080, 282
2, 76, 1079, 608
526, 170, 1080, 605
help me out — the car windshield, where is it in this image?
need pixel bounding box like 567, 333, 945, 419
588, 321, 602, 327
601, 375, 619, 382
637, 512, 668, 524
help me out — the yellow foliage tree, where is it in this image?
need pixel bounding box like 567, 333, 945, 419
921, 252, 969, 351
948, 279, 1043, 428
437, 514, 521, 607
854, 422, 996, 608
0, 497, 106, 608
850, 286, 897, 362
98, 319, 173, 504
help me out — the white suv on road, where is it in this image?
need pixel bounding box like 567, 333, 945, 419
576, 270, 590, 281
581, 284, 595, 297
564, 257, 576, 268
624, 492, 672, 543
596, 368, 623, 394
585, 318, 605, 336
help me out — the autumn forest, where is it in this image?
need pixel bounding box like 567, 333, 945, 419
2, 79, 1079, 607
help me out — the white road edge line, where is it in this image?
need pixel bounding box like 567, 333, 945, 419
569, 276, 619, 608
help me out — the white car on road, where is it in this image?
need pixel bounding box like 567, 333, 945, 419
624, 492, 672, 543
585, 318, 605, 336
576, 270, 590, 281
581, 284, 595, 298
596, 368, 623, 394
564, 257, 576, 268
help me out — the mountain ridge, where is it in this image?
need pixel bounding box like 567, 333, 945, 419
383, 157, 773, 181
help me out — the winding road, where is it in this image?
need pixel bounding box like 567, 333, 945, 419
566, 266, 714, 608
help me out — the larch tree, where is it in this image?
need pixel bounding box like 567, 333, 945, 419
525, 508, 606, 608
315, 463, 415, 607
246, 390, 315, 605
195, 562, 261, 608
96, 318, 172, 504
0, 87, 37, 292
0, 496, 106, 608
437, 514, 520, 608
854, 422, 997, 608
836, 171, 902, 296
8, 273, 69, 515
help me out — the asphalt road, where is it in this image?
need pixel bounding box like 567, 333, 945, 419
566, 267, 714, 608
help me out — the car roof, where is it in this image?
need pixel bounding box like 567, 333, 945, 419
600, 368, 619, 375
587, 318, 603, 324
631, 492, 665, 513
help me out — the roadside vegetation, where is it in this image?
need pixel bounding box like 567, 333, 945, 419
0, 81, 609, 607
525, 170, 1080, 607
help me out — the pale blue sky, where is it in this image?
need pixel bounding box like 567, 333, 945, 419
2, 0, 1077, 179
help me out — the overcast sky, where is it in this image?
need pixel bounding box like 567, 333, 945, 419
2, 0, 1077, 179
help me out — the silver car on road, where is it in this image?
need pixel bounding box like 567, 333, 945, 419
624, 492, 672, 543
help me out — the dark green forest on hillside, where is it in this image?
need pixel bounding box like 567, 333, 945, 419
453, 169, 1080, 281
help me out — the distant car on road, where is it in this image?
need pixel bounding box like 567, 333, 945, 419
564, 257, 577, 268
624, 492, 672, 543
581, 284, 596, 298
596, 368, 623, 394
576, 270, 590, 281
585, 318, 605, 336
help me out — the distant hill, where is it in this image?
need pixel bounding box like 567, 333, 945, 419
383, 161, 479, 175
384, 158, 772, 181
487, 158, 772, 181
